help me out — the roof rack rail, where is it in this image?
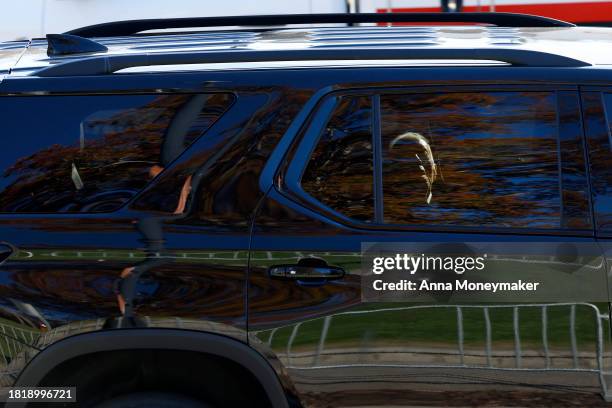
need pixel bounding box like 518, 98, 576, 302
35, 47, 589, 77
66, 12, 574, 38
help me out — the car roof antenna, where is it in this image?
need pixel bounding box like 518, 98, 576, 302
46, 33, 108, 56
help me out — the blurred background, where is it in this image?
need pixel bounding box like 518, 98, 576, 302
1, 0, 612, 41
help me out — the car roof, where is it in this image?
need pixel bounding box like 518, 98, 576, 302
2, 14, 612, 79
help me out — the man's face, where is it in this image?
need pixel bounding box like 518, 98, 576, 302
388, 132, 438, 205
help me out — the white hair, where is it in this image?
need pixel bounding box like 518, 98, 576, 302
389, 132, 437, 204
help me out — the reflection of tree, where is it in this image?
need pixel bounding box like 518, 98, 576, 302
381, 92, 560, 227
3, 261, 247, 326
195, 91, 314, 226
0, 90, 314, 329
300, 92, 563, 228
0, 94, 231, 212
584, 93, 612, 231
302, 96, 374, 222
136, 90, 313, 226
249, 265, 361, 328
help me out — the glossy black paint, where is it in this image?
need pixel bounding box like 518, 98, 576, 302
0, 67, 611, 406
0, 71, 313, 403
248, 82, 609, 406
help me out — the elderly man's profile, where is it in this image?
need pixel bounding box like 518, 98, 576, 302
389, 131, 438, 205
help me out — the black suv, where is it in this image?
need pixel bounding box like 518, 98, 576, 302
1, 12, 612, 408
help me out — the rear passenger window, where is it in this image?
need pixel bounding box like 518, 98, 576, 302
0, 93, 233, 212
585, 92, 612, 232
301, 96, 373, 222
381, 92, 560, 228
299, 91, 563, 229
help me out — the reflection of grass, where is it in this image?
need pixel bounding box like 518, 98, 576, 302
11, 249, 251, 264
262, 304, 602, 351
11, 249, 358, 264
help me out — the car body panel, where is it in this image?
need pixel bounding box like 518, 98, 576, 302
0, 74, 312, 388
0, 29, 611, 405
248, 85, 612, 406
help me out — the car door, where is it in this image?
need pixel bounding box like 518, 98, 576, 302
582, 88, 612, 396
249, 85, 609, 407
0, 89, 259, 384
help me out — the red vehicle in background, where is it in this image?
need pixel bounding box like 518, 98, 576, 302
358, 0, 612, 25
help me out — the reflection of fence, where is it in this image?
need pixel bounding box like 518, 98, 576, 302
0, 319, 106, 386
263, 303, 609, 394
0, 323, 38, 365
36, 319, 105, 348
0, 323, 39, 385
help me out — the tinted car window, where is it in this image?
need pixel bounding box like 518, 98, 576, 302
301, 96, 373, 222
604, 94, 612, 137
585, 92, 612, 232
381, 92, 560, 228
0, 93, 233, 212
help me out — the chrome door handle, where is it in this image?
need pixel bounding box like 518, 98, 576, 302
268, 264, 345, 281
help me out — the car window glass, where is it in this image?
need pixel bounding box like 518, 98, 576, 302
301, 96, 374, 222
381, 91, 560, 228
0, 93, 233, 212
604, 93, 612, 145
589, 92, 612, 232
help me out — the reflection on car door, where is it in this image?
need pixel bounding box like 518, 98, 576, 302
249, 87, 609, 407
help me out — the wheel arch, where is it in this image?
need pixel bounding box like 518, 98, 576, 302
13, 328, 290, 408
